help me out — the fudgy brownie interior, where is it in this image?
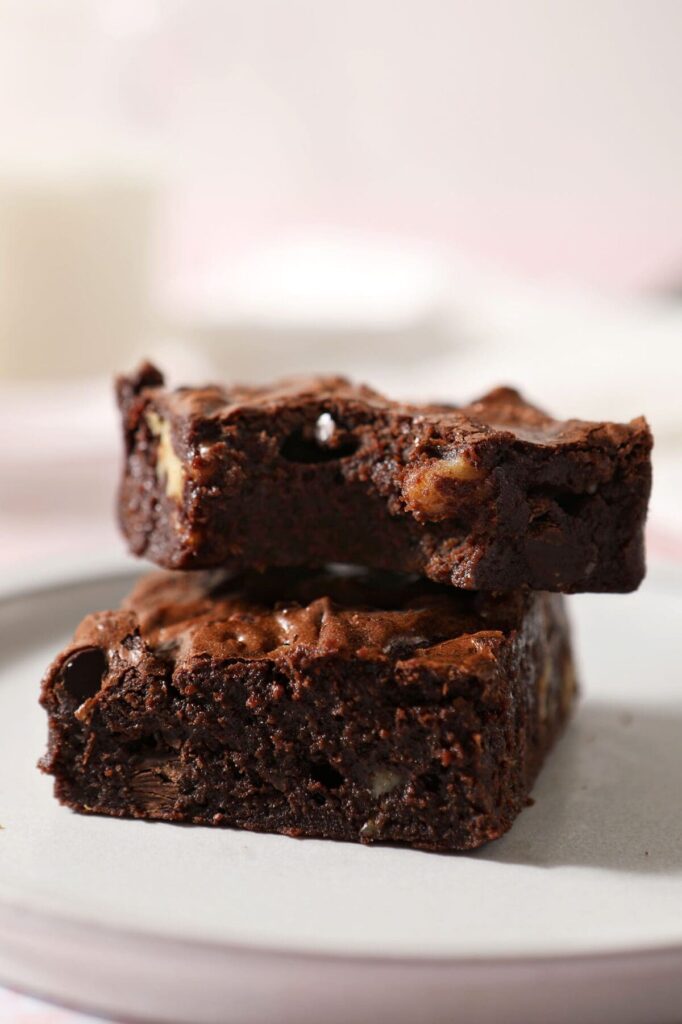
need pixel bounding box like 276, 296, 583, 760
117, 364, 651, 592
40, 566, 575, 851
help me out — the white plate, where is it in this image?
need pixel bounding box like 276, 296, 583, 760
1, 563, 681, 1024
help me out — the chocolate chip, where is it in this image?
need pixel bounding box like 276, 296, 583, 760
60, 647, 108, 702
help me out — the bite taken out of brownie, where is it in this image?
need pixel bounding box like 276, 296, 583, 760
116, 364, 652, 594
40, 566, 576, 852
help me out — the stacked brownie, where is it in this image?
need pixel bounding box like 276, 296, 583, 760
40, 364, 652, 851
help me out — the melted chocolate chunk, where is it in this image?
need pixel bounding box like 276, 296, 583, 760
60, 647, 107, 702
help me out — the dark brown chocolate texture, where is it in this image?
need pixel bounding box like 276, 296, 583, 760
117, 365, 652, 593
40, 567, 576, 852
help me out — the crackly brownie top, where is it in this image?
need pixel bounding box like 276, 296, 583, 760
119, 361, 648, 450
61, 568, 539, 676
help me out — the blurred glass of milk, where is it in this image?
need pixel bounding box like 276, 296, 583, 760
0, 156, 157, 380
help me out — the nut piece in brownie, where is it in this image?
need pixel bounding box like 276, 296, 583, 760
40, 567, 576, 851
117, 364, 652, 593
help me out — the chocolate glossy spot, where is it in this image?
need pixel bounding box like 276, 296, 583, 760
60, 647, 107, 702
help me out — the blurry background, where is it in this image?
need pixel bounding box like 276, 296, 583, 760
0, 0, 681, 573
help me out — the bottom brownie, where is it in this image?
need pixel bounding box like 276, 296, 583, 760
40, 568, 576, 852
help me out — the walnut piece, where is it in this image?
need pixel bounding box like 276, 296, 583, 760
360, 819, 379, 840
370, 768, 402, 797
403, 453, 485, 519
146, 411, 185, 501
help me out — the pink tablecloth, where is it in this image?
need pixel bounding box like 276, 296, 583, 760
0, 990, 104, 1024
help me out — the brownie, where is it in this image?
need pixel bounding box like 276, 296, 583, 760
117, 364, 652, 593
40, 567, 576, 852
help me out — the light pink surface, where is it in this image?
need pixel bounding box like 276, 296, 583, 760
0, 990, 103, 1024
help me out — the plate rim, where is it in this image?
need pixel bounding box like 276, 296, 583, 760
1, 889, 682, 972
2, 556, 682, 970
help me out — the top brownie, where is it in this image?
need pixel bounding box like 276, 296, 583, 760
117, 363, 652, 592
